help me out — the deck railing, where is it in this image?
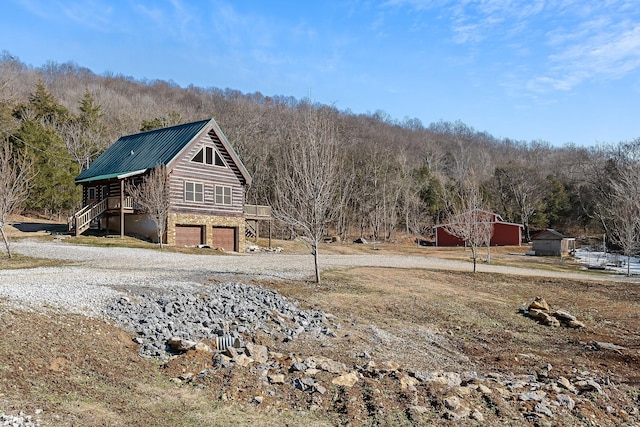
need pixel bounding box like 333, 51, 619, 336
244, 204, 272, 219
70, 198, 108, 235
107, 196, 135, 210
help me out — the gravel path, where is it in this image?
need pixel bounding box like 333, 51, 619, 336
0, 240, 634, 315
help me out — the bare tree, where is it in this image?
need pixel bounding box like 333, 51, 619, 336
272, 108, 341, 283
56, 120, 106, 171
492, 162, 545, 241
126, 165, 170, 248
444, 183, 494, 273
605, 164, 640, 276
0, 139, 34, 257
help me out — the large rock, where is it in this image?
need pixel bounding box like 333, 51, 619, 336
245, 343, 268, 364
528, 297, 550, 311
167, 337, 197, 352
528, 309, 560, 327
332, 371, 359, 387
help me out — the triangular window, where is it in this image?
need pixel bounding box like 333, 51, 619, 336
214, 150, 226, 166
191, 146, 226, 167
192, 149, 204, 163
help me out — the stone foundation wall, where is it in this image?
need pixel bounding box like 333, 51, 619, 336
167, 212, 246, 252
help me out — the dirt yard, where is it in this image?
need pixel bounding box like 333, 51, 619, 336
1, 223, 639, 426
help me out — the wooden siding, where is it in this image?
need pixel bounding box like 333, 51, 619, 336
169, 132, 245, 216
435, 222, 522, 246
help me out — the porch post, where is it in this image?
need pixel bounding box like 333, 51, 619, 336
120, 179, 125, 238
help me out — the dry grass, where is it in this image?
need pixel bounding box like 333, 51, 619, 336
2, 262, 640, 425
2, 223, 640, 425
0, 307, 331, 426
0, 254, 68, 269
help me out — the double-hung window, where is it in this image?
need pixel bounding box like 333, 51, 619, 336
215, 185, 232, 205
185, 182, 204, 202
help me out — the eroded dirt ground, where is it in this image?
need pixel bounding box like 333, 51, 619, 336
1, 233, 640, 425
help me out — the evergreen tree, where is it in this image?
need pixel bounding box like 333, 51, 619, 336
13, 81, 70, 124
11, 82, 79, 217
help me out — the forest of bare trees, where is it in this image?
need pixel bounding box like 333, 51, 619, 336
1, 51, 639, 250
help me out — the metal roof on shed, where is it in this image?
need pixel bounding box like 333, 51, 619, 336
75, 119, 211, 183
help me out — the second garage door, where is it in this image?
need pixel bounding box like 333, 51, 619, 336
212, 227, 236, 252
175, 225, 203, 247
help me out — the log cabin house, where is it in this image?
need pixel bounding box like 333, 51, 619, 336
70, 118, 270, 251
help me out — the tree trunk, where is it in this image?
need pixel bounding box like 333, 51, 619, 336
471, 246, 477, 273
313, 240, 320, 283
0, 226, 12, 258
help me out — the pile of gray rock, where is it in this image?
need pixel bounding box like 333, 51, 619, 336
0, 411, 40, 427
103, 281, 338, 359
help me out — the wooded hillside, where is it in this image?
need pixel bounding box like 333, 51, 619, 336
1, 52, 639, 242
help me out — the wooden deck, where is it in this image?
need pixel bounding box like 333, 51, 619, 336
244, 204, 272, 220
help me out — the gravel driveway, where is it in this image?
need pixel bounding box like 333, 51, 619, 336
1, 240, 633, 315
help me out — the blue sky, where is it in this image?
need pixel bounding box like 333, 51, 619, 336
1, 0, 639, 146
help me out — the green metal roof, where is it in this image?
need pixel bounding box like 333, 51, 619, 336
75, 119, 211, 184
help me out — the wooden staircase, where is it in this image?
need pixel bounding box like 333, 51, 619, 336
68, 198, 108, 236
245, 220, 257, 238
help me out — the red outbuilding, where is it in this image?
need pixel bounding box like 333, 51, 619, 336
434, 210, 523, 246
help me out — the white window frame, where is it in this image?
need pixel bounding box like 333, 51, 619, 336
185, 181, 204, 202
191, 145, 227, 168
215, 185, 232, 205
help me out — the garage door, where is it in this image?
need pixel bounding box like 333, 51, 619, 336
175, 225, 203, 247
212, 227, 236, 252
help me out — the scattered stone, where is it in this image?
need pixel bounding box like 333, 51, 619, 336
552, 310, 576, 322
234, 353, 254, 367
529, 309, 560, 327
519, 390, 546, 402
379, 360, 400, 372
535, 402, 553, 417
268, 374, 285, 384
168, 336, 197, 352
566, 319, 586, 329
555, 393, 575, 411
526, 299, 585, 329
245, 343, 268, 364
178, 372, 194, 381
444, 395, 461, 411
528, 297, 550, 311
314, 383, 327, 395
575, 379, 603, 394
195, 342, 212, 353
290, 362, 307, 372
444, 405, 471, 421
412, 370, 435, 382
558, 376, 577, 394
478, 384, 492, 395
332, 371, 359, 387
470, 410, 484, 422
317, 358, 347, 374
401, 375, 419, 390
593, 341, 627, 353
